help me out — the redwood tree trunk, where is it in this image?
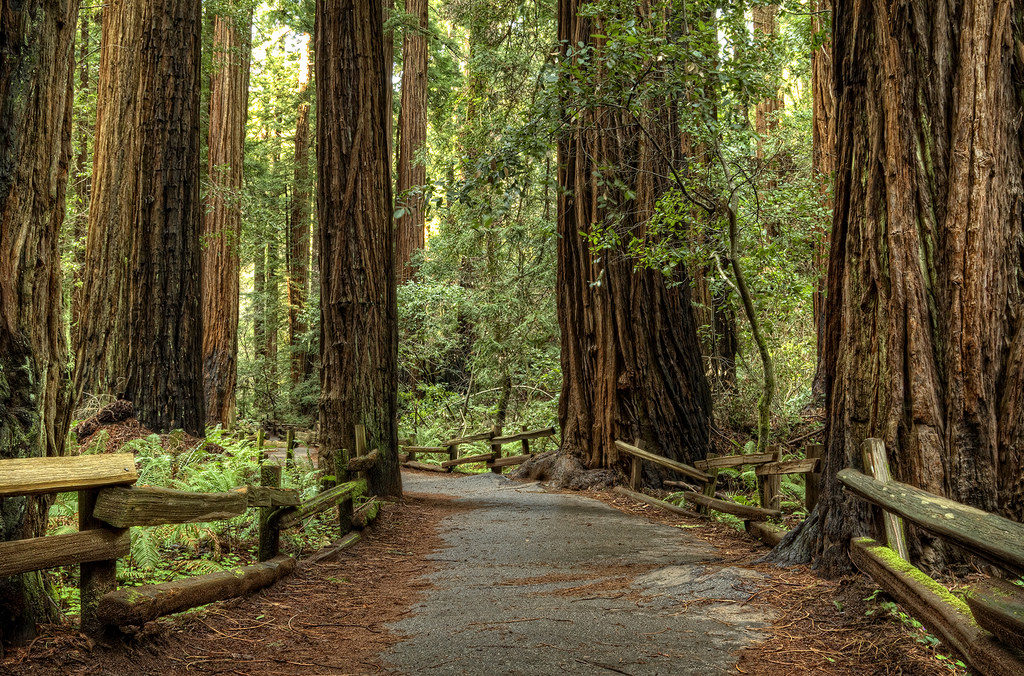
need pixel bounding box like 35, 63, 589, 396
288, 43, 312, 386
202, 8, 252, 427
73, 0, 144, 403
0, 0, 77, 644
555, 0, 712, 476
809, 1, 833, 401
394, 0, 428, 282
773, 0, 1024, 575
316, 0, 401, 496
123, 0, 204, 435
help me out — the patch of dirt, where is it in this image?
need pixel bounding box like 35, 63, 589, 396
592, 487, 967, 676
3, 493, 470, 675
77, 418, 222, 457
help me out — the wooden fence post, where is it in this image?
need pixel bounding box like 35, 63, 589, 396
862, 438, 909, 560
256, 428, 265, 463
700, 454, 719, 516
805, 443, 822, 512
258, 464, 282, 561
521, 426, 530, 456
406, 434, 416, 462
629, 438, 642, 490
285, 429, 295, 469
490, 424, 502, 474
79, 488, 119, 636
757, 449, 781, 510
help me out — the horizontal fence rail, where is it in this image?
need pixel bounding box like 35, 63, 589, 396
0, 424, 384, 635
400, 425, 556, 474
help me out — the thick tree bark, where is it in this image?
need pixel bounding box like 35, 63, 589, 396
202, 8, 252, 427
773, 0, 1024, 575
288, 42, 312, 386
316, 0, 401, 496
123, 0, 204, 435
73, 0, 144, 403
555, 0, 712, 478
809, 1, 833, 401
394, 0, 428, 283
0, 0, 77, 644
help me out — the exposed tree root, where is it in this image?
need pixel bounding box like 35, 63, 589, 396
511, 450, 616, 490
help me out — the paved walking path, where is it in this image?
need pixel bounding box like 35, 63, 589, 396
385, 472, 773, 675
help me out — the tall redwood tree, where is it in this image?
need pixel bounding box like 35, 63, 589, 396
202, 6, 252, 426
395, 0, 429, 282
123, 0, 205, 435
0, 0, 77, 643
316, 0, 402, 496
552, 0, 712, 480
774, 0, 1024, 574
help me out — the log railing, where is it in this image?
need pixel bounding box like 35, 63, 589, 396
840, 438, 1024, 676
612, 440, 822, 544
399, 426, 556, 474
0, 431, 383, 636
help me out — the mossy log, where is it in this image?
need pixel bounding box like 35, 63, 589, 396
613, 486, 702, 518
96, 555, 296, 626
232, 484, 300, 508
966, 578, 1024, 652
850, 538, 1024, 676
92, 486, 247, 527
272, 480, 364, 530
0, 453, 137, 497
0, 528, 129, 577
613, 440, 710, 483
680, 491, 780, 520
838, 468, 1024, 574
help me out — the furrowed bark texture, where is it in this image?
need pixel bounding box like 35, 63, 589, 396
202, 9, 252, 426
0, 0, 77, 643
74, 0, 143, 403
288, 45, 312, 386
316, 0, 401, 496
124, 0, 204, 435
556, 0, 712, 474
775, 0, 1024, 574
809, 0, 833, 399
395, 0, 429, 283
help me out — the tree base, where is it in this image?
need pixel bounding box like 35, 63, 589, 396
511, 451, 615, 490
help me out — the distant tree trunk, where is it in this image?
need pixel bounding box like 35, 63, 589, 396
70, 10, 93, 342
265, 240, 280, 406
0, 0, 77, 645
752, 4, 782, 156
555, 0, 712, 476
394, 0, 428, 282
202, 8, 252, 428
74, 0, 144, 403
288, 42, 312, 386
123, 0, 204, 435
809, 1, 833, 401
316, 0, 401, 496
772, 0, 1024, 575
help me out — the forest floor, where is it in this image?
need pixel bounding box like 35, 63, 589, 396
5, 470, 963, 675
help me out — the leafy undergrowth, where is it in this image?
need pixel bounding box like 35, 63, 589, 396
48, 426, 360, 621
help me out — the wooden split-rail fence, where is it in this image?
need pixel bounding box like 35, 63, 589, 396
0, 425, 382, 636
612, 438, 821, 544
838, 438, 1024, 676
399, 425, 556, 474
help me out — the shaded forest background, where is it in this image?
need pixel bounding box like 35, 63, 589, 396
64, 0, 826, 451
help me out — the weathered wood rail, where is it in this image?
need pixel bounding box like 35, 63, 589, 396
399, 425, 556, 474
840, 438, 1024, 676
0, 425, 384, 635
612, 439, 820, 536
